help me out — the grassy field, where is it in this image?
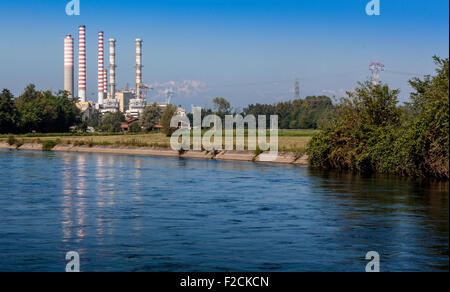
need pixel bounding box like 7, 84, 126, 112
0, 129, 318, 153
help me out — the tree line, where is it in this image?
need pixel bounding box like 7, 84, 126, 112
184, 96, 335, 130
0, 84, 80, 134
1, 83, 335, 135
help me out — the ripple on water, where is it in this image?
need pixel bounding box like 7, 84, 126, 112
0, 149, 448, 272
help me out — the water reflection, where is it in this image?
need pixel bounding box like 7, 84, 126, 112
0, 149, 448, 272
306, 169, 449, 271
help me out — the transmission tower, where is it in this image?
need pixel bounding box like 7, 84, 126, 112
294, 79, 300, 99
369, 62, 385, 85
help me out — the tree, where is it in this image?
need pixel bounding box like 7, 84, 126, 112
160, 104, 178, 136
401, 56, 449, 178
100, 112, 125, 133
86, 110, 101, 129
213, 97, 232, 120
13, 84, 80, 133
140, 103, 162, 130
0, 89, 17, 133
307, 57, 449, 179
129, 122, 142, 133
242, 96, 334, 129
307, 80, 401, 173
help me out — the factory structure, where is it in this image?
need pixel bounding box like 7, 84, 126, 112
63, 25, 163, 120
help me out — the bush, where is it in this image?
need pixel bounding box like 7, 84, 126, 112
307, 57, 449, 179
99, 112, 125, 133
42, 140, 57, 151
7, 135, 16, 146
129, 123, 142, 133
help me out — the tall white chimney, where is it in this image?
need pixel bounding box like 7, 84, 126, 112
64, 35, 74, 98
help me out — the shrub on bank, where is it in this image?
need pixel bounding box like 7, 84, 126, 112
42, 140, 57, 151
307, 57, 449, 179
7, 135, 16, 146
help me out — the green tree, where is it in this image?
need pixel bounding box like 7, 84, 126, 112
0, 89, 17, 133
129, 122, 142, 133
86, 109, 101, 129
398, 56, 449, 178
160, 104, 178, 136
14, 84, 80, 133
213, 97, 232, 121
100, 112, 125, 133
307, 56, 449, 179
140, 103, 162, 130
307, 81, 401, 173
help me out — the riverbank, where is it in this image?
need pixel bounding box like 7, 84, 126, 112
0, 142, 309, 165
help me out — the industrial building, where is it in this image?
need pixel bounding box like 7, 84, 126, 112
115, 90, 134, 113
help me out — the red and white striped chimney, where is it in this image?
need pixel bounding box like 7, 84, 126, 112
136, 38, 143, 99
109, 38, 116, 99
78, 25, 86, 102
97, 31, 104, 105
64, 35, 74, 98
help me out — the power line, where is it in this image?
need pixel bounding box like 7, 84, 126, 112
384, 70, 427, 77
207, 71, 364, 89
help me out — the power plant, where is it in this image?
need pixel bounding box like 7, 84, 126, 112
64, 25, 147, 118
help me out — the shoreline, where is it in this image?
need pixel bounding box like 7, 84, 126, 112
0, 142, 309, 166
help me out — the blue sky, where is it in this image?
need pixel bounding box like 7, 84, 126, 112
0, 0, 448, 109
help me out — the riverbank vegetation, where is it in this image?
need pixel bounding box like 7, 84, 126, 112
0, 85, 80, 134
0, 129, 315, 154
307, 57, 449, 179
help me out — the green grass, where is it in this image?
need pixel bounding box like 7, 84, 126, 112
1, 129, 318, 153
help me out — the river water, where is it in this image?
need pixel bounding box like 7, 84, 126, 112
0, 149, 448, 272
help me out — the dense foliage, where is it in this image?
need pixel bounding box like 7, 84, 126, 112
307, 57, 449, 179
0, 85, 80, 134
160, 104, 178, 136
140, 102, 162, 130
242, 95, 334, 129
99, 112, 125, 133
0, 89, 17, 133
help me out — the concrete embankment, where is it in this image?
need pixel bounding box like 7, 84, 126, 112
0, 142, 308, 166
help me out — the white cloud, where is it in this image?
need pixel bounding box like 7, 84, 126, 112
147, 80, 207, 101
321, 88, 348, 96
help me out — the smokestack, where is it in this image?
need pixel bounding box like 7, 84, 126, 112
103, 69, 108, 97
136, 38, 142, 99
109, 39, 116, 99
78, 25, 86, 102
97, 31, 104, 105
64, 34, 74, 98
